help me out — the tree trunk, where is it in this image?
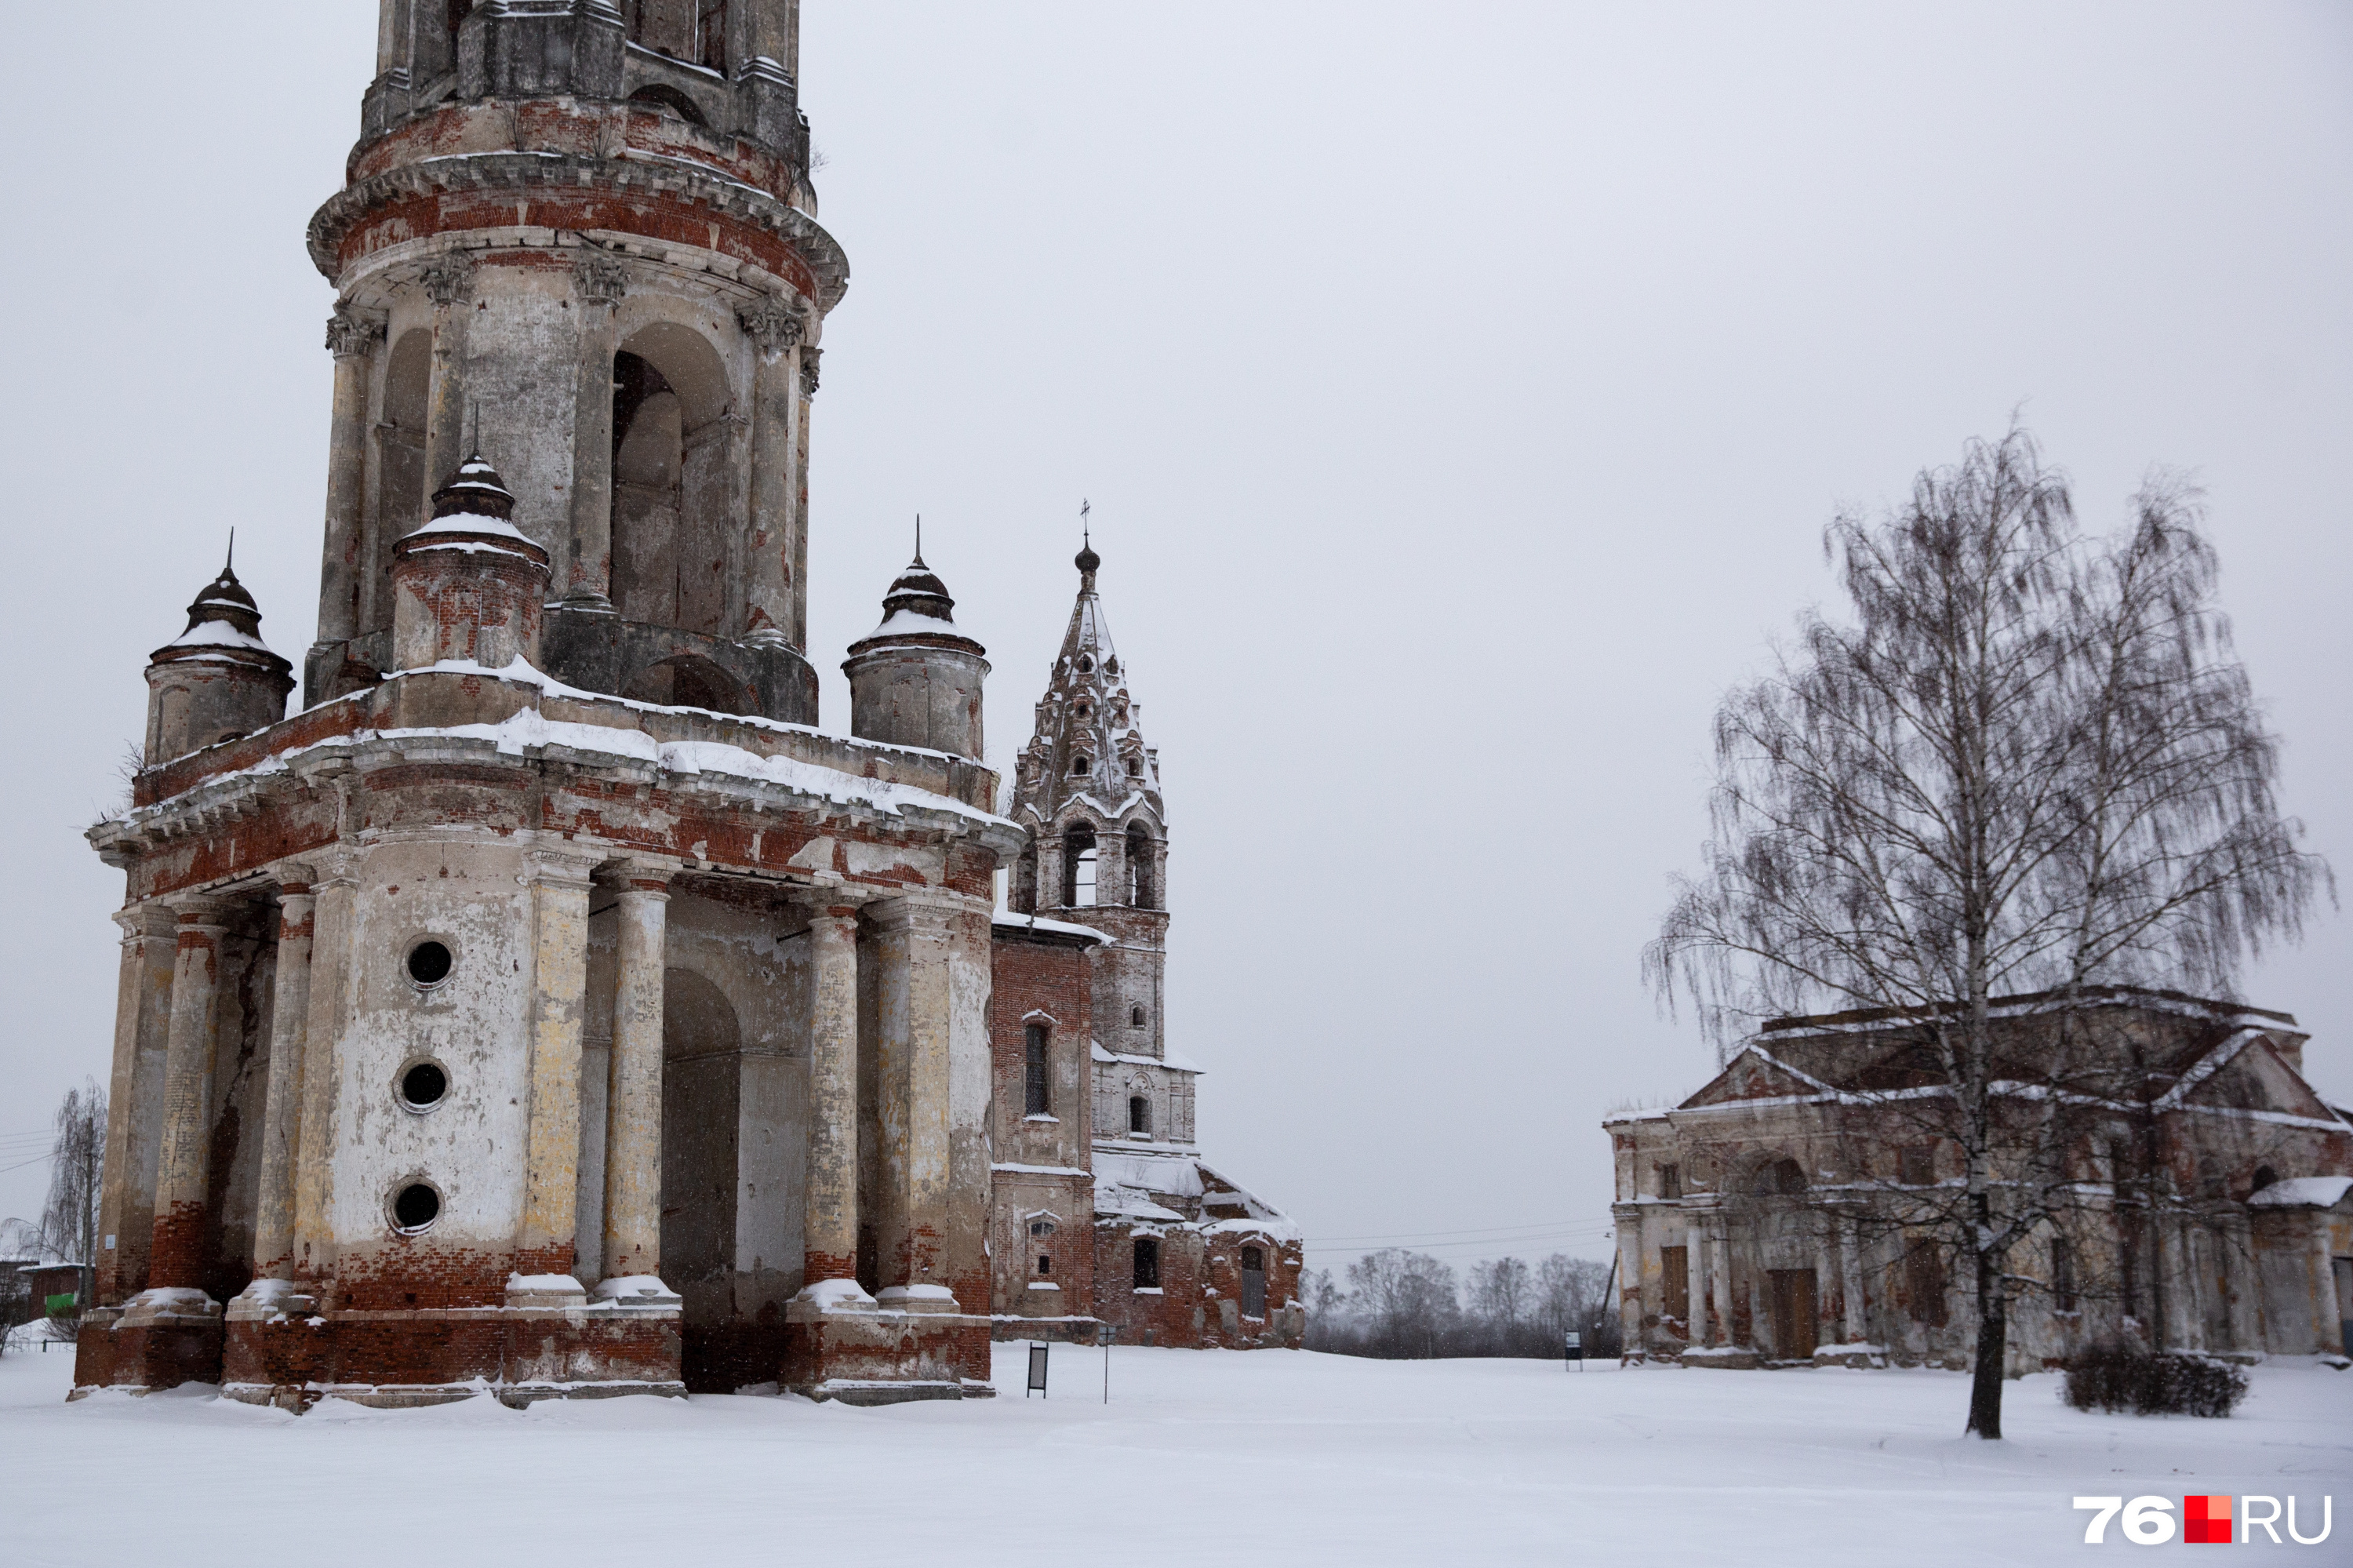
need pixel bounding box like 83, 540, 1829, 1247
1965, 1232, 2007, 1439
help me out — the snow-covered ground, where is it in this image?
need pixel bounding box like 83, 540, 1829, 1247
1, 1341, 2342, 1566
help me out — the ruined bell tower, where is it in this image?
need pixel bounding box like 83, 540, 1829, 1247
78, 0, 1024, 1408
308, 0, 838, 720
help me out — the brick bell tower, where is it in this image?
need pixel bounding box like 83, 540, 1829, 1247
78, 0, 1023, 1408
1006, 540, 1189, 1145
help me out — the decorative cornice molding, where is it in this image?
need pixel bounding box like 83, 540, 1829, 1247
307, 152, 852, 314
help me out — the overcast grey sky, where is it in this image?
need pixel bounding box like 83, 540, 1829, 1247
2, 3, 2346, 1276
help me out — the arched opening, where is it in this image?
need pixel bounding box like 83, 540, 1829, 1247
1062, 826, 1097, 908
659, 966, 743, 1392
1128, 1093, 1150, 1137
1241, 1245, 1267, 1319
2250, 1165, 2278, 1193
1752, 1158, 1806, 1197
1133, 1235, 1160, 1289
1126, 824, 1155, 908
368, 329, 432, 635
627, 85, 708, 126
611, 324, 736, 638
1069, 753, 1092, 777
626, 1, 730, 71
621, 653, 747, 714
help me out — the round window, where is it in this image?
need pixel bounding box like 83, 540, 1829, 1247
392, 1183, 441, 1233
400, 1060, 449, 1109
406, 940, 453, 987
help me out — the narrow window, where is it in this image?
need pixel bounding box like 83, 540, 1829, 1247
1024, 1024, 1051, 1116
1133, 1236, 1160, 1289
1129, 1095, 1150, 1137
1126, 824, 1155, 907
1126, 756, 1144, 777
1657, 1162, 1682, 1200
1905, 1244, 1947, 1327
1071, 754, 1092, 777
2050, 1235, 2077, 1315
1661, 1245, 1690, 1322
1130, 1005, 1147, 1028
1066, 829, 1099, 907
1242, 1246, 1267, 1318
1036, 1253, 1053, 1276
448, 0, 471, 39
1899, 1144, 1937, 1187
1077, 654, 1094, 674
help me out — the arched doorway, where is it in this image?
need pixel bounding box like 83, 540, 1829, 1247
660, 966, 743, 1390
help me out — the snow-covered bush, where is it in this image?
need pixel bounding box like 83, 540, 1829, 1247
2062, 1344, 2249, 1418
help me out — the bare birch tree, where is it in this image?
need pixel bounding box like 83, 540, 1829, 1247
1647, 427, 2329, 1438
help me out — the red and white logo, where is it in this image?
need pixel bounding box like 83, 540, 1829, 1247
2074, 1495, 2333, 1546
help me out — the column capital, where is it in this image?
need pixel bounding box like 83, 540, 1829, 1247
520, 846, 602, 891
113, 903, 180, 943
325, 305, 388, 360
165, 892, 242, 930
598, 853, 685, 893
420, 253, 477, 307
863, 893, 959, 936
737, 293, 805, 355
573, 251, 628, 307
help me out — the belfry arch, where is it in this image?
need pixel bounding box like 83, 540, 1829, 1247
611, 322, 737, 640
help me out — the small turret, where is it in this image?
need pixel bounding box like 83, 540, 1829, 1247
389, 454, 551, 673
842, 531, 990, 759
144, 548, 295, 765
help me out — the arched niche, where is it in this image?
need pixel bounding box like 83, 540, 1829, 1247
612, 321, 737, 640
366, 328, 432, 635
622, 653, 747, 714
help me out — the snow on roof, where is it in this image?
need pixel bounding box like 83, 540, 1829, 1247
131, 664, 1013, 832
1091, 1042, 1205, 1075
860, 606, 961, 641
2248, 1175, 2353, 1210
994, 911, 1114, 946
162, 620, 275, 655
1094, 1148, 1205, 1200
405, 510, 536, 544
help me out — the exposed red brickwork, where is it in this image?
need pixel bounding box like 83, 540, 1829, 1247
221, 1311, 680, 1399
782, 1314, 991, 1392
76, 1315, 224, 1392
332, 1243, 518, 1312
336, 189, 818, 300
347, 100, 804, 206
147, 1200, 212, 1293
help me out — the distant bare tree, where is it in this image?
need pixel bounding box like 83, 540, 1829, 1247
41, 1079, 107, 1272
1346, 1249, 1460, 1359
1467, 1256, 1532, 1332
1648, 428, 2329, 1439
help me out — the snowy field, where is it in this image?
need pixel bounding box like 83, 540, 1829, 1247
1, 1341, 2343, 1566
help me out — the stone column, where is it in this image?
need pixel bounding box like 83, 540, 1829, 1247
420, 253, 476, 497
249, 882, 316, 1280
147, 898, 236, 1293
1710, 1231, 1735, 1349
96, 905, 178, 1303
1838, 1213, 1868, 1344
1687, 1224, 1711, 1344
563, 253, 627, 607
1613, 1210, 1645, 1355
790, 344, 818, 648
292, 849, 358, 1286
601, 867, 673, 1283
868, 897, 957, 1306
317, 307, 385, 646
798, 905, 866, 1296
515, 849, 597, 1293
2313, 1217, 2346, 1355
737, 294, 802, 646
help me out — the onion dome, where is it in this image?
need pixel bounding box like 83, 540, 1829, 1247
879, 551, 958, 628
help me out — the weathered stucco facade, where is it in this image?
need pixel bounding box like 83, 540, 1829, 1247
75, 0, 1300, 1410
1608, 990, 2353, 1372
